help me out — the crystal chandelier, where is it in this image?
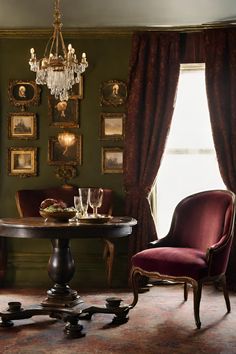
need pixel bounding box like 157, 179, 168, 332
29, 0, 88, 101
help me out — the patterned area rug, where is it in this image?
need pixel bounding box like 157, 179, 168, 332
0, 284, 236, 354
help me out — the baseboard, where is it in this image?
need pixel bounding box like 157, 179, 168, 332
4, 251, 129, 289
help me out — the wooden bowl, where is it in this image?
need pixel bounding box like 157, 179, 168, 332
39, 209, 76, 222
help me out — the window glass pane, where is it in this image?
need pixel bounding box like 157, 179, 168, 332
167, 65, 213, 150
155, 64, 225, 237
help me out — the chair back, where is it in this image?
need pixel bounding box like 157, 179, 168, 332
169, 190, 235, 252
16, 186, 113, 217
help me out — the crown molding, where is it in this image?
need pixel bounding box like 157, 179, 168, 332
0, 28, 133, 39
0, 24, 235, 39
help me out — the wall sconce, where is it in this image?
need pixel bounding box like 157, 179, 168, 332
58, 131, 76, 155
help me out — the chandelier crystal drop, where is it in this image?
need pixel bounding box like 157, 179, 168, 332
29, 0, 88, 101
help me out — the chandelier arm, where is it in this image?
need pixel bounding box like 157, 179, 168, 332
58, 30, 67, 58
55, 28, 59, 58
44, 35, 55, 58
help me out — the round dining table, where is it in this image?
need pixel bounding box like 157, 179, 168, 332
0, 216, 137, 338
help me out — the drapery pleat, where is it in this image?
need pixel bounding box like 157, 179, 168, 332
205, 28, 236, 288
124, 32, 180, 256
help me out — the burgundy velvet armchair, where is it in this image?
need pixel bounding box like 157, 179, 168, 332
130, 190, 235, 328
15, 186, 115, 287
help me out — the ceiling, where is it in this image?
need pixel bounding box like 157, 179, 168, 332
0, 0, 236, 29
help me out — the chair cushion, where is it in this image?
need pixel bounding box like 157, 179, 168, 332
132, 247, 208, 280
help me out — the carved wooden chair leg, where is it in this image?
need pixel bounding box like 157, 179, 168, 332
192, 281, 202, 329
130, 269, 140, 308
184, 282, 188, 301
103, 239, 115, 287
219, 274, 231, 312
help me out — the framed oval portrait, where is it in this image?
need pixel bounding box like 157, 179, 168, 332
8, 80, 41, 109
100, 80, 127, 107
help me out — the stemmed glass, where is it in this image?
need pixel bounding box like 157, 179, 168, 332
69, 196, 82, 222
74, 196, 82, 221
78, 188, 89, 218
89, 188, 103, 218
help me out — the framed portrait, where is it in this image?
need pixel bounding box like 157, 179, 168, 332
48, 96, 79, 128
8, 147, 37, 177
8, 80, 41, 108
101, 113, 125, 140
100, 80, 127, 107
48, 136, 82, 166
102, 147, 123, 174
70, 76, 84, 99
8, 112, 37, 139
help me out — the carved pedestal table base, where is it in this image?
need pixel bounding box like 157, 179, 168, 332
0, 217, 137, 338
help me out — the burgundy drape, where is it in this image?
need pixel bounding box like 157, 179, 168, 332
205, 28, 236, 288
124, 32, 180, 256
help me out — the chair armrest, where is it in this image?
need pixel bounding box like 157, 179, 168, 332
207, 235, 227, 254
206, 234, 232, 276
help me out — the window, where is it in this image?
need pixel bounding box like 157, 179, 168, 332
154, 64, 225, 237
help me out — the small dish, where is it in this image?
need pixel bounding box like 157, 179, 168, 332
77, 214, 112, 224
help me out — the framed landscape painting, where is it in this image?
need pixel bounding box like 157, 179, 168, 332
8, 147, 37, 177
100, 113, 125, 140
102, 147, 123, 173
8, 112, 37, 139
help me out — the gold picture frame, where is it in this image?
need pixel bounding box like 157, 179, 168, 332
8, 80, 41, 109
70, 76, 84, 99
101, 113, 125, 140
8, 147, 37, 177
100, 80, 127, 107
48, 96, 79, 128
48, 136, 82, 166
102, 147, 123, 174
8, 112, 37, 139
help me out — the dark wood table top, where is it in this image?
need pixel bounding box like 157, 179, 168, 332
0, 216, 137, 240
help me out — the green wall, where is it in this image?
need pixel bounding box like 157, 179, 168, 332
0, 33, 132, 288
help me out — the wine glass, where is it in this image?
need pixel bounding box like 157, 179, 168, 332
74, 196, 83, 220
89, 188, 103, 218
69, 196, 82, 222
78, 188, 89, 217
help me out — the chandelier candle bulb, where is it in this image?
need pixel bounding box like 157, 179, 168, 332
81, 53, 87, 64
30, 48, 35, 59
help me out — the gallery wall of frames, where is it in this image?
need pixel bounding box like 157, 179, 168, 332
0, 34, 131, 288
0, 35, 130, 203
6, 77, 127, 178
